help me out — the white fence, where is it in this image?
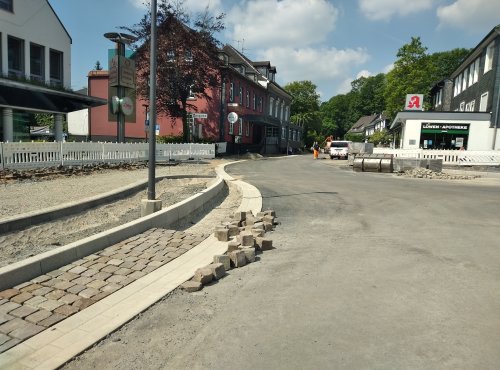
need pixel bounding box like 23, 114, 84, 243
0, 142, 216, 170
372, 148, 500, 166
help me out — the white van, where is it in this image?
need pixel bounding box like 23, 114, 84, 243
329, 140, 351, 159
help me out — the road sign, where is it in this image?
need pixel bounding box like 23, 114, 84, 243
228, 112, 238, 123
192, 113, 208, 119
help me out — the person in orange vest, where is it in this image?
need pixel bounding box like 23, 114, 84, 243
313, 141, 320, 159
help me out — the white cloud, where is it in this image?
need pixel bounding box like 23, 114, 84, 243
226, 0, 339, 49
129, 0, 222, 13
358, 0, 435, 21
129, 0, 148, 9
256, 46, 369, 98
437, 0, 500, 33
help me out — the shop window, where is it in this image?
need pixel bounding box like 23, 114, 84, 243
30, 43, 45, 82
8, 36, 24, 77
49, 49, 63, 86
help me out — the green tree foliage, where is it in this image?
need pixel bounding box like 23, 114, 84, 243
344, 132, 364, 142
427, 48, 470, 84
367, 129, 392, 146
284, 80, 322, 147
123, 0, 225, 141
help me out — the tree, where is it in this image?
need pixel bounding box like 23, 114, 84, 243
94, 61, 103, 71
367, 129, 392, 146
284, 80, 322, 147
123, 1, 225, 141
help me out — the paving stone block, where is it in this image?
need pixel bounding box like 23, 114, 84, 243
89, 262, 107, 271
142, 265, 159, 274
45, 289, 66, 301
68, 265, 87, 275
229, 250, 247, 268
239, 233, 255, 247
8, 322, 45, 340
67, 285, 86, 295
100, 283, 122, 294
10, 292, 33, 304
58, 294, 80, 305
214, 228, 229, 242
20, 283, 43, 293
9, 305, 38, 319
92, 271, 112, 281
193, 268, 213, 285
101, 265, 120, 274
24, 296, 47, 309
242, 247, 256, 263
0, 301, 21, 314
31, 275, 51, 284
58, 272, 79, 281
213, 255, 231, 271
127, 271, 147, 280
13, 282, 31, 290
47, 269, 65, 278
227, 241, 241, 253
38, 299, 64, 311
207, 263, 226, 280
251, 228, 265, 238
38, 313, 66, 328
53, 280, 76, 291
58, 265, 73, 272
119, 261, 136, 269
25, 309, 52, 324
32, 287, 54, 296
256, 237, 273, 251
264, 222, 274, 232
264, 209, 276, 217
0, 317, 25, 334
0, 338, 21, 353
81, 268, 99, 278
0, 313, 14, 325
106, 275, 128, 284
78, 288, 100, 299
106, 259, 124, 266
263, 215, 275, 224
87, 291, 112, 302
0, 289, 20, 300
0, 333, 10, 345
71, 276, 92, 287
87, 280, 107, 290
234, 211, 246, 222
54, 304, 79, 317
72, 298, 96, 311
181, 281, 202, 292
40, 278, 63, 288
228, 225, 240, 237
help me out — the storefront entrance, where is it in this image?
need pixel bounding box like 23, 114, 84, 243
420, 122, 469, 150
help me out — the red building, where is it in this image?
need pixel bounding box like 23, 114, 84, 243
87, 44, 302, 154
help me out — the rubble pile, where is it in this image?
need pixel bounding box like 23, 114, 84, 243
180, 209, 278, 292
398, 168, 481, 180
0, 162, 151, 183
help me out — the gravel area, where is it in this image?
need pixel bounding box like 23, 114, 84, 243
0, 159, 241, 268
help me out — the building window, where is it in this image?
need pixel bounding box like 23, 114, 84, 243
8, 36, 24, 77
0, 0, 13, 12
49, 49, 63, 86
473, 58, 480, 83
468, 64, 474, 87
167, 49, 175, 62
269, 97, 274, 115
282, 127, 286, 139
245, 122, 250, 136
246, 90, 250, 107
470, 99, 475, 111
239, 86, 243, 104
188, 85, 195, 100
30, 43, 45, 82
229, 82, 234, 102
453, 77, 459, 96
184, 49, 193, 62
484, 41, 494, 73
253, 93, 256, 110
229, 121, 234, 135
459, 101, 465, 111
479, 92, 488, 111
462, 70, 467, 91
238, 118, 243, 136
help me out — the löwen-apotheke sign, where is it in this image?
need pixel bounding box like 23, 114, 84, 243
421, 122, 470, 134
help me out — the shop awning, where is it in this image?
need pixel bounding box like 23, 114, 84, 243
243, 114, 281, 127
0, 78, 107, 114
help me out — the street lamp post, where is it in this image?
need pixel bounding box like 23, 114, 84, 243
104, 32, 136, 143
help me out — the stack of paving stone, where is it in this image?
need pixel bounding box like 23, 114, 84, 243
398, 168, 480, 180
181, 210, 278, 292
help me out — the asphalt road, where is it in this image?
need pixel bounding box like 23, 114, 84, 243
65, 155, 500, 370
184, 155, 500, 369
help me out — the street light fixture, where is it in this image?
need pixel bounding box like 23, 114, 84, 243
104, 32, 136, 143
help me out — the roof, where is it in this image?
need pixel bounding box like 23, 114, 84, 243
348, 114, 378, 133
0, 78, 107, 114
390, 111, 492, 130
46, 0, 72, 44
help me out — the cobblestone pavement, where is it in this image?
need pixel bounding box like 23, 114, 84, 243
0, 227, 207, 353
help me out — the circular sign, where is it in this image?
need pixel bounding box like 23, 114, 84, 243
120, 97, 134, 116
227, 112, 238, 124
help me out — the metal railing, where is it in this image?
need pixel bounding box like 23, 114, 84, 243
0, 142, 216, 170
372, 148, 500, 166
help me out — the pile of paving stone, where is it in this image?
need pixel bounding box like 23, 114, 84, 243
0, 162, 150, 183
397, 168, 481, 180
181, 209, 278, 292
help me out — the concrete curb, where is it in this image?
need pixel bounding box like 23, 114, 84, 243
0, 174, 213, 234
0, 176, 223, 291
0, 160, 263, 370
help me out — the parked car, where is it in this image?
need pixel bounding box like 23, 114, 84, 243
329, 140, 351, 159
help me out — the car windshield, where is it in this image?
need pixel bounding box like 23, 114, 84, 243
331, 142, 349, 148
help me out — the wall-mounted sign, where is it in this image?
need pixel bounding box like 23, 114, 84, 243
405, 94, 424, 111
192, 113, 208, 119
421, 122, 470, 134
120, 96, 134, 116
109, 55, 136, 89
228, 112, 238, 124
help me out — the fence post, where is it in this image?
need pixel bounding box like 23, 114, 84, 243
60, 141, 64, 167
0, 142, 3, 171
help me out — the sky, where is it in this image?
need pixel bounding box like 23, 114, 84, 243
49, 0, 500, 102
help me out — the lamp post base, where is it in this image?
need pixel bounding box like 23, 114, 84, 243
141, 199, 162, 217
